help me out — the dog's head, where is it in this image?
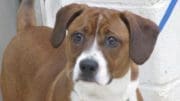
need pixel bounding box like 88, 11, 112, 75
51, 4, 159, 85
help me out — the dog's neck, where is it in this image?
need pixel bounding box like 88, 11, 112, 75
71, 68, 139, 101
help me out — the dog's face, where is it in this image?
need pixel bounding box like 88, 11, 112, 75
51, 4, 159, 85
66, 8, 130, 85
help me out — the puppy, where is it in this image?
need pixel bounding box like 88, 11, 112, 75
1, 0, 159, 101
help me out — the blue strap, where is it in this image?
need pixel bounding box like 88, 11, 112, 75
159, 0, 177, 31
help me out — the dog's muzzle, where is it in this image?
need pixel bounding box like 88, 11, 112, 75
79, 59, 98, 82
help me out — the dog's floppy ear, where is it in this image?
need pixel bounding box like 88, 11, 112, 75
51, 4, 86, 48
120, 11, 160, 64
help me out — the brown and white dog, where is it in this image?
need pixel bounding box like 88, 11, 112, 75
1, 0, 159, 101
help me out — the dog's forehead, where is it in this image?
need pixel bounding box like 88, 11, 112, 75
69, 7, 129, 39
81, 7, 121, 23
83, 7, 118, 17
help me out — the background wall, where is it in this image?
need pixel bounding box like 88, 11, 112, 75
139, 2, 180, 101
0, 0, 179, 101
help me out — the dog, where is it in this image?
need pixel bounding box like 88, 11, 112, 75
1, 0, 159, 101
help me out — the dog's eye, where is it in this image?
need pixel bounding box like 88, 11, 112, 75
71, 32, 84, 44
105, 36, 120, 48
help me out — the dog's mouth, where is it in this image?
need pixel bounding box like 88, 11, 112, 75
76, 77, 96, 83
75, 74, 97, 84
75, 75, 113, 85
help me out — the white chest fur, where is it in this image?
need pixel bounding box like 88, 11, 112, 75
71, 69, 138, 101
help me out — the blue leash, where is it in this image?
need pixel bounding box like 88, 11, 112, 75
159, 0, 177, 31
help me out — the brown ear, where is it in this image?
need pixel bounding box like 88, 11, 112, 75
121, 11, 160, 64
51, 4, 86, 48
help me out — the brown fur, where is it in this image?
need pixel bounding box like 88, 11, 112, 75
17, 0, 36, 32
1, 26, 67, 101
136, 88, 144, 101
131, 61, 139, 81
1, 1, 159, 101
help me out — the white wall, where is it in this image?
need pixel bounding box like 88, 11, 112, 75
140, 1, 180, 101
43, 0, 180, 101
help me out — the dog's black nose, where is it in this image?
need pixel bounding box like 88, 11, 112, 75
80, 59, 98, 75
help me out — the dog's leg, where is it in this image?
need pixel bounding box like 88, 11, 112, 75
136, 88, 143, 101
130, 62, 144, 101
17, 0, 36, 32
46, 69, 73, 101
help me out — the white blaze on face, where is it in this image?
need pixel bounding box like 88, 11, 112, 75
72, 14, 110, 85
72, 38, 110, 85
